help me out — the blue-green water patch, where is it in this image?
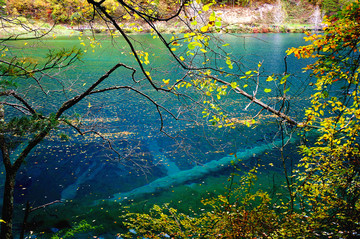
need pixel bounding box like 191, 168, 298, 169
2, 33, 316, 238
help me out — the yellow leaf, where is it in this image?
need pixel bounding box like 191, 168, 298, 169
200, 25, 209, 32
203, 4, 211, 11
264, 88, 272, 93
209, 14, 216, 22
266, 76, 274, 81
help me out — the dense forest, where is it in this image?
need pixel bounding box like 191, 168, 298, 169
0, 0, 352, 24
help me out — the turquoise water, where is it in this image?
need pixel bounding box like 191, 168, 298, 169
2, 33, 314, 236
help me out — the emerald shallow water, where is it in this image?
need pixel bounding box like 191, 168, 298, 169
2, 33, 314, 237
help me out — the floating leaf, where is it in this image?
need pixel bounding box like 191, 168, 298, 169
264, 88, 272, 93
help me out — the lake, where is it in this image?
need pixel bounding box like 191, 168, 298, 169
2, 33, 314, 236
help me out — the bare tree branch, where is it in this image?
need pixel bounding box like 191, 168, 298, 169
0, 90, 38, 116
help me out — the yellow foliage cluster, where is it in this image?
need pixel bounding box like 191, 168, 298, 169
288, 0, 360, 234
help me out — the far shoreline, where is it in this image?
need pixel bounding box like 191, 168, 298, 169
0, 18, 322, 40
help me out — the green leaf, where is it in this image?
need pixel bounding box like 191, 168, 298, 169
188, 41, 202, 50
188, 42, 195, 50
322, 90, 329, 98
191, 20, 198, 26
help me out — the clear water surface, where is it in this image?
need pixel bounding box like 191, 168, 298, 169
1, 33, 314, 231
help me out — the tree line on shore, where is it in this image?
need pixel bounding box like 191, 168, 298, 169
1, 0, 349, 24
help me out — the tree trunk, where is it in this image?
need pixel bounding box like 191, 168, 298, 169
1, 169, 16, 239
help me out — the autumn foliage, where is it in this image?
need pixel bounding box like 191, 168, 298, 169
122, 1, 360, 238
